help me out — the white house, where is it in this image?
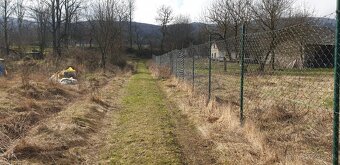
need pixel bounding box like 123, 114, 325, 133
211, 42, 226, 61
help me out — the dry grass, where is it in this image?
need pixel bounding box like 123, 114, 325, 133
0, 73, 131, 164
0, 65, 128, 164
156, 66, 334, 164
0, 78, 78, 160
0, 48, 137, 164
148, 61, 171, 79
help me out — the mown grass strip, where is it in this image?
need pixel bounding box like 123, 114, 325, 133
109, 60, 181, 164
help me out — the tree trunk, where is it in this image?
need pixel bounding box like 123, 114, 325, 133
4, 0, 9, 56
129, 11, 132, 48
259, 34, 277, 72
4, 20, 9, 56
299, 43, 305, 68
271, 51, 275, 70
89, 38, 93, 48
52, 0, 57, 56
223, 57, 227, 72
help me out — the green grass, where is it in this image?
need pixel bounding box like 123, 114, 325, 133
193, 60, 333, 77
109, 60, 182, 164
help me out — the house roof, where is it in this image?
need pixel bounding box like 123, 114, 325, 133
275, 24, 335, 46
212, 41, 226, 51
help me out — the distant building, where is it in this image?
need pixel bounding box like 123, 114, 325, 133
243, 24, 335, 68
211, 42, 226, 61
211, 40, 252, 63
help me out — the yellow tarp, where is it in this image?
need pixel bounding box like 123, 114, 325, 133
66, 67, 76, 72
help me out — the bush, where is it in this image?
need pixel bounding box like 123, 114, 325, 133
148, 62, 171, 79
158, 65, 171, 79
110, 54, 127, 69
67, 48, 101, 72
20, 58, 37, 88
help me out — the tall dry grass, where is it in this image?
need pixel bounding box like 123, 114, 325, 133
155, 66, 333, 164
148, 61, 171, 79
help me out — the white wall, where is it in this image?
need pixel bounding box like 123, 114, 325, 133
211, 43, 225, 60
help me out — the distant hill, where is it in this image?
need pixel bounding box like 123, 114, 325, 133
311, 17, 336, 29
132, 22, 161, 37
132, 22, 207, 40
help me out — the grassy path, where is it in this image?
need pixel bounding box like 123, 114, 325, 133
109, 61, 182, 164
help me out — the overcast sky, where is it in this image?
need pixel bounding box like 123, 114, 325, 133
134, 0, 336, 25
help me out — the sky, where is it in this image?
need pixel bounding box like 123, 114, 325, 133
134, 0, 337, 25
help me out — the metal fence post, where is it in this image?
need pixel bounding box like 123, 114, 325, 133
180, 50, 185, 80
224, 56, 227, 72
170, 53, 173, 75
192, 49, 195, 92
208, 35, 212, 102
175, 52, 178, 78
240, 24, 246, 125
333, 1, 340, 164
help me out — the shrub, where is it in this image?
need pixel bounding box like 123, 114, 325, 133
158, 65, 171, 79
148, 62, 171, 79
65, 48, 101, 72
20, 58, 37, 88
110, 54, 127, 69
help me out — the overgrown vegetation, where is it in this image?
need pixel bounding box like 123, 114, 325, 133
151, 60, 335, 164
0, 47, 136, 164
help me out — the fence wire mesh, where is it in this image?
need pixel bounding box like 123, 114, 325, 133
153, 14, 337, 163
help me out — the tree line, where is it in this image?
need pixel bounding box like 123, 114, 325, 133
0, 0, 137, 69
203, 0, 313, 71
0, 0, 315, 70
156, 0, 314, 71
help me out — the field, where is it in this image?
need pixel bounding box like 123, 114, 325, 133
156, 58, 336, 164
0, 58, 224, 164
0, 54, 136, 164
0, 51, 336, 164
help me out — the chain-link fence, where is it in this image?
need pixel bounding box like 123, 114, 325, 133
153, 14, 338, 163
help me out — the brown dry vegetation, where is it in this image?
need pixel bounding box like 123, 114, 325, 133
2, 75, 130, 164
148, 61, 172, 79
156, 64, 334, 164
0, 49, 136, 164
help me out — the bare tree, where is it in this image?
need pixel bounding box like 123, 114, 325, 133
204, 0, 252, 59
168, 14, 192, 49
252, 0, 295, 31
14, 0, 25, 53
63, 0, 81, 48
134, 24, 143, 54
115, 0, 129, 50
89, 0, 128, 70
204, 0, 252, 72
29, 0, 49, 55
251, 0, 311, 71
0, 0, 14, 56
127, 0, 135, 49
204, 0, 230, 40
44, 0, 64, 57
155, 5, 173, 53
70, 11, 85, 47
